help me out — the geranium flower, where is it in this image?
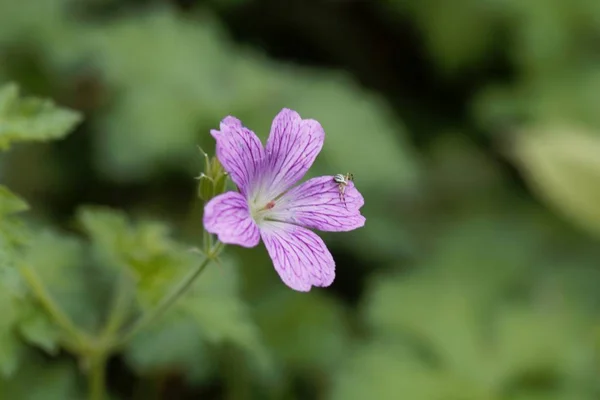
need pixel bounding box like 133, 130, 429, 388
203, 109, 365, 291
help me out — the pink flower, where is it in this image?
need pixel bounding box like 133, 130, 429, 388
203, 109, 365, 291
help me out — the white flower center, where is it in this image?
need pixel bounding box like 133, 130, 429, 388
249, 194, 276, 224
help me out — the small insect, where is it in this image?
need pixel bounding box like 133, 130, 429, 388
333, 173, 354, 209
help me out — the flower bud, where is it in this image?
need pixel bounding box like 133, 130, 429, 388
196, 147, 228, 202
197, 173, 215, 202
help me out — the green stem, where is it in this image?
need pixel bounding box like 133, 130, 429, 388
88, 352, 107, 400
101, 273, 131, 340
20, 264, 90, 350
113, 250, 218, 349
203, 229, 213, 254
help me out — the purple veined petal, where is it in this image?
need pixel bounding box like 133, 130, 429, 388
264, 109, 325, 197
271, 176, 366, 232
210, 116, 265, 196
260, 221, 335, 292
203, 191, 260, 247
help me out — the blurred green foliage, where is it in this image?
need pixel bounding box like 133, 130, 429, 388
1, 0, 600, 399
0, 83, 81, 150
333, 214, 600, 399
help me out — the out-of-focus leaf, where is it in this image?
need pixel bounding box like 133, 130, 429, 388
494, 305, 591, 382
0, 187, 29, 376
125, 312, 211, 382
125, 256, 271, 383
87, 11, 237, 181
0, 258, 63, 376
22, 229, 110, 334
17, 302, 61, 355
254, 288, 351, 372
0, 353, 81, 400
77, 206, 192, 307
331, 336, 589, 400
76, 207, 270, 380
388, 0, 501, 72
0, 83, 81, 150
364, 272, 490, 380
330, 342, 442, 400
474, 69, 600, 132
0, 186, 28, 216
354, 232, 598, 400
0, 285, 25, 377
78, 9, 419, 187
388, 0, 600, 75
179, 257, 265, 353
0, 3, 421, 193
348, 206, 600, 399
511, 125, 600, 238
0, 186, 29, 267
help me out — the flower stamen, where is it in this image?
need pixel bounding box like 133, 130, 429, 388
250, 200, 277, 222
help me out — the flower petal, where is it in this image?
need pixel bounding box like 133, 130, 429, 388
272, 176, 365, 232
260, 221, 335, 292
203, 191, 260, 247
211, 116, 265, 196
264, 109, 325, 196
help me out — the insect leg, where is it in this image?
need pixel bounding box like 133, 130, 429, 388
340, 185, 348, 210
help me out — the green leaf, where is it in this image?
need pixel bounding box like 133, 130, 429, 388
330, 342, 440, 400
90, 12, 233, 181
77, 206, 192, 307
388, 0, 499, 73
17, 301, 61, 355
22, 229, 112, 334
352, 211, 599, 399
0, 83, 82, 150
124, 312, 211, 382
75, 207, 271, 380
0, 353, 81, 400
493, 305, 590, 383
0, 285, 25, 377
511, 125, 600, 238
254, 288, 351, 372
125, 255, 271, 383
0, 186, 29, 271
0, 186, 28, 217
0, 187, 31, 376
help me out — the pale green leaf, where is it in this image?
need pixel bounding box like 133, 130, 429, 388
0, 83, 82, 150
512, 125, 600, 237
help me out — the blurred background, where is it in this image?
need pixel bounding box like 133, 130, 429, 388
2, 0, 600, 399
